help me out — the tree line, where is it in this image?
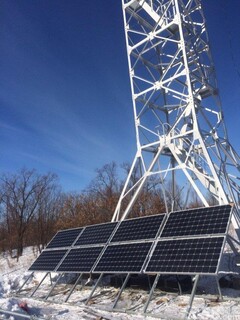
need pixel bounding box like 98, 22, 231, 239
0, 162, 211, 260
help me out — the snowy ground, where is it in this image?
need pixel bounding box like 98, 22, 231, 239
1, 247, 240, 319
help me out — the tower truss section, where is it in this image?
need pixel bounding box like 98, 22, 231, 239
112, 0, 240, 228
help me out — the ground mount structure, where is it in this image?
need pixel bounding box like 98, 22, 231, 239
19, 204, 237, 318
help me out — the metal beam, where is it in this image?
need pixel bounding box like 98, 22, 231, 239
85, 273, 104, 305
185, 274, 200, 319
0, 308, 46, 320
45, 273, 63, 300
30, 272, 49, 298
112, 273, 131, 310
65, 273, 83, 303
143, 273, 161, 313
17, 272, 34, 293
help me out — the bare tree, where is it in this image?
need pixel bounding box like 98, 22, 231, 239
0, 168, 59, 259
55, 192, 84, 230
121, 162, 166, 218
29, 186, 63, 253
85, 162, 121, 222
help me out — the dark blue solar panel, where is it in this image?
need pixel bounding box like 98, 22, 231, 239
145, 236, 225, 274
29, 249, 68, 271
74, 222, 117, 246
93, 242, 153, 273
46, 228, 83, 249
57, 246, 103, 273
111, 214, 165, 243
161, 205, 231, 238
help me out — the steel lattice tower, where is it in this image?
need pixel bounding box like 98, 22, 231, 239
112, 0, 240, 228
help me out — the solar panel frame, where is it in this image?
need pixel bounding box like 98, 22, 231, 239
110, 213, 165, 243
93, 241, 153, 274
74, 221, 118, 247
57, 246, 104, 273
45, 227, 84, 249
159, 204, 232, 239
29, 249, 68, 272
144, 236, 226, 275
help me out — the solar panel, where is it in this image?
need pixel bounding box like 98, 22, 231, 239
145, 236, 225, 275
93, 242, 153, 273
110, 214, 165, 243
160, 205, 231, 238
29, 249, 68, 271
74, 222, 118, 246
57, 246, 103, 273
46, 228, 83, 249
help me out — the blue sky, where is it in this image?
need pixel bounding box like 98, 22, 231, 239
1, 0, 240, 192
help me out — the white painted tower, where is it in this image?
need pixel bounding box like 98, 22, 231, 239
112, 0, 240, 228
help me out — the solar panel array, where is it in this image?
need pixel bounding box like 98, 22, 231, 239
29, 204, 232, 275
30, 223, 116, 273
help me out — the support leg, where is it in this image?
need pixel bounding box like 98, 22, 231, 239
112, 273, 130, 310
17, 272, 34, 293
176, 275, 182, 295
85, 273, 103, 305
30, 272, 49, 297
143, 273, 161, 313
185, 275, 200, 319
216, 276, 223, 300
65, 273, 83, 303
49, 272, 53, 286
45, 273, 63, 300
147, 275, 152, 291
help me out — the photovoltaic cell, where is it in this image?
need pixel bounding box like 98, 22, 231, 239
57, 246, 103, 273
145, 236, 225, 274
74, 222, 118, 246
93, 242, 152, 273
46, 228, 83, 249
110, 214, 165, 243
29, 249, 68, 271
161, 205, 231, 238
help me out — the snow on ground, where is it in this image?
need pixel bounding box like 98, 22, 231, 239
0, 247, 240, 319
